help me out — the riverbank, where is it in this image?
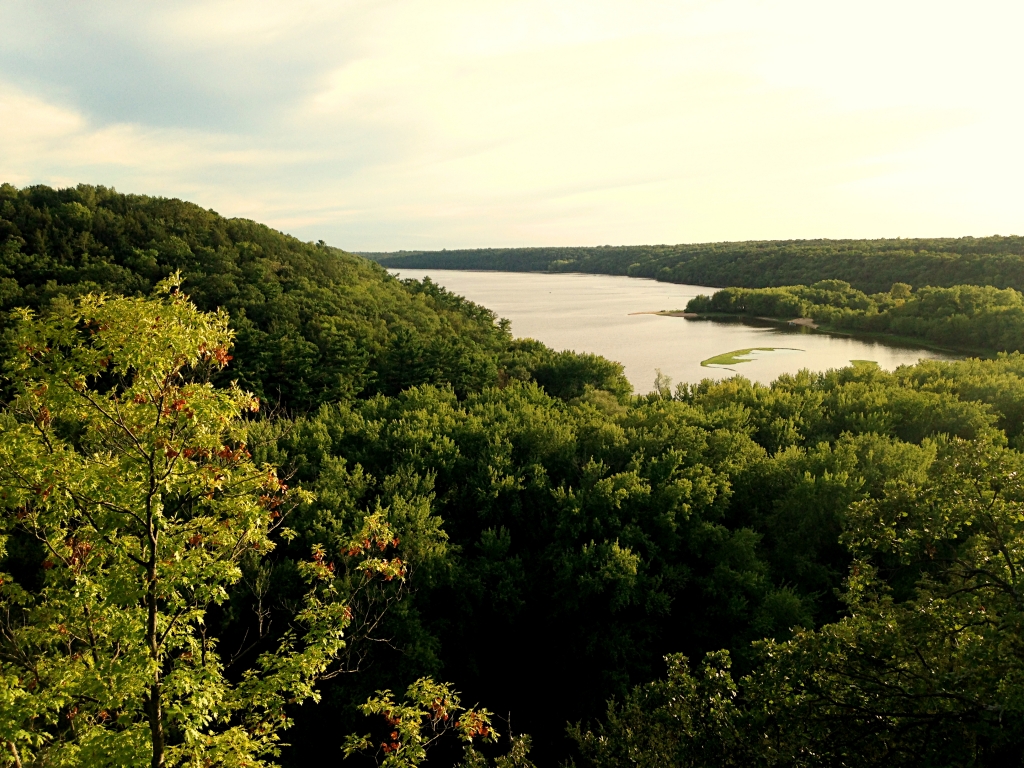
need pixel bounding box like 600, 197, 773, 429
679, 312, 986, 359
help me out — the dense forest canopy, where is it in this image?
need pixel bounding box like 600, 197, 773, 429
365, 236, 1024, 294
3, 184, 1024, 767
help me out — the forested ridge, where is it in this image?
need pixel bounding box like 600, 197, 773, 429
366, 236, 1024, 294
3, 184, 1024, 767
0, 183, 625, 410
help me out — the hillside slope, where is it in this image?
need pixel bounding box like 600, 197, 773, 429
0, 184, 630, 409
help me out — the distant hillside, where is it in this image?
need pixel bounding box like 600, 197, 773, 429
0, 184, 628, 410
364, 236, 1024, 294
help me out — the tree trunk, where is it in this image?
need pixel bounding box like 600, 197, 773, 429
6, 741, 22, 768
146, 491, 164, 768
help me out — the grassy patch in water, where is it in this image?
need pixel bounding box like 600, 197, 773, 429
849, 359, 879, 366
701, 347, 780, 367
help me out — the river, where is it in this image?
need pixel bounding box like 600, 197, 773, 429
389, 269, 958, 392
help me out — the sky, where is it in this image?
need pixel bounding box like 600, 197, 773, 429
0, 0, 1021, 250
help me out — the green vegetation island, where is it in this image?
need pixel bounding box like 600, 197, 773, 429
700, 347, 803, 369
3, 183, 1024, 767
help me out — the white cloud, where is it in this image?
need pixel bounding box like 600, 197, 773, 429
0, 83, 82, 146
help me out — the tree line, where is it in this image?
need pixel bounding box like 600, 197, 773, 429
366, 236, 1024, 295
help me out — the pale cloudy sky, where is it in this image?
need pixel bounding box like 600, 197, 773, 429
0, 0, 1021, 250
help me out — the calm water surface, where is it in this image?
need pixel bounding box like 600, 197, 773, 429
390, 269, 958, 392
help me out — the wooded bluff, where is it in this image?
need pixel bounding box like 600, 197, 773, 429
2, 184, 1024, 767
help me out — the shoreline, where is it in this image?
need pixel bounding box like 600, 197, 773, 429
676, 312, 989, 359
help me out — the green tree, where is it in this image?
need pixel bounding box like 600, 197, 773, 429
573, 435, 1024, 767
0, 280, 401, 767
